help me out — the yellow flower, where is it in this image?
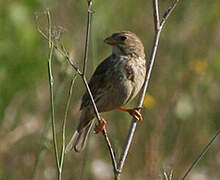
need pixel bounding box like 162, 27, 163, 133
189, 59, 207, 74
144, 93, 156, 109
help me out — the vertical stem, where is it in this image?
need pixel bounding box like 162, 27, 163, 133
82, 1, 93, 75
48, 42, 60, 174
47, 10, 52, 48
47, 10, 60, 178
153, 0, 160, 31
59, 75, 77, 173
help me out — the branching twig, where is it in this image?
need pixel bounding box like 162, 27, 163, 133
116, 0, 181, 178
35, 12, 82, 75
182, 130, 220, 180
36, 3, 118, 177
80, 0, 118, 174
43, 10, 79, 180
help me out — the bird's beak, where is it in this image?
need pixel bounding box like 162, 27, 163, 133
104, 36, 117, 45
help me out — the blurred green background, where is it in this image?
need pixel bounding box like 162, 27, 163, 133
0, 0, 219, 179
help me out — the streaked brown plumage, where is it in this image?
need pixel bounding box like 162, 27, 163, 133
66, 31, 146, 152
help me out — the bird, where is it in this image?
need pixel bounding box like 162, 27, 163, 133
66, 31, 146, 153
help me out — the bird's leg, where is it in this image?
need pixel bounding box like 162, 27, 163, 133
94, 117, 107, 134
118, 107, 143, 122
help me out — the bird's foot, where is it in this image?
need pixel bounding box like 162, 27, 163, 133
94, 117, 106, 134
119, 107, 143, 122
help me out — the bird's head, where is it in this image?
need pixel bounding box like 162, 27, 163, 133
104, 31, 145, 58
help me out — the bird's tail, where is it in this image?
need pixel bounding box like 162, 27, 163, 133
65, 119, 94, 153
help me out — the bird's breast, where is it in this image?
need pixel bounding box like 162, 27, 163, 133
110, 56, 146, 105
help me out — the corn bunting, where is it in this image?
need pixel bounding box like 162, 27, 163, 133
66, 31, 146, 152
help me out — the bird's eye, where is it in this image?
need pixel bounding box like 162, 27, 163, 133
120, 36, 127, 41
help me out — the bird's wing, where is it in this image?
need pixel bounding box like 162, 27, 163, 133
80, 55, 115, 110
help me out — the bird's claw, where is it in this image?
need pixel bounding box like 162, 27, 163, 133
128, 107, 143, 122
94, 117, 106, 134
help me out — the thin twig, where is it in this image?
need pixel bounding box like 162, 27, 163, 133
59, 75, 77, 173
160, 0, 180, 28
47, 10, 60, 177
83, 76, 118, 174
153, 0, 160, 31
82, 76, 118, 173
182, 130, 220, 180
80, 0, 118, 175
82, 77, 118, 174
35, 12, 82, 75
116, 0, 181, 178
102, 129, 118, 174
82, 1, 92, 75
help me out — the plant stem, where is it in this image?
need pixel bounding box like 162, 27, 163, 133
80, 0, 118, 174
116, 0, 181, 178
182, 130, 220, 179
47, 10, 60, 178
82, 0, 93, 75
59, 75, 77, 172
48, 42, 60, 176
